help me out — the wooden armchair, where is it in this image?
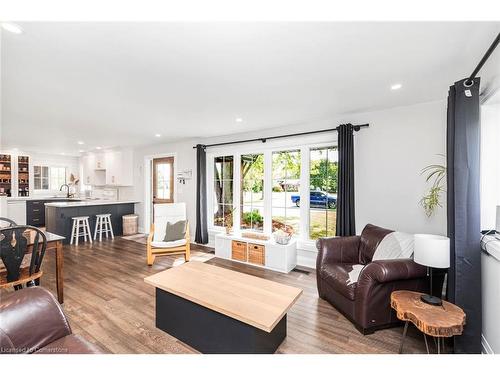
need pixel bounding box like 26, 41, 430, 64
147, 203, 190, 265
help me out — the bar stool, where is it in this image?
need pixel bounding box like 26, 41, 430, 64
94, 214, 115, 241
70, 216, 93, 245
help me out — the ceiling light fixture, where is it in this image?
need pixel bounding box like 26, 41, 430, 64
95, 146, 102, 150
391, 83, 403, 90
1, 23, 23, 34
77, 141, 85, 145
235, 118, 243, 122
155, 134, 161, 137
78, 150, 85, 153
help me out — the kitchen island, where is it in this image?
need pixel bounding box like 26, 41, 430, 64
45, 200, 138, 244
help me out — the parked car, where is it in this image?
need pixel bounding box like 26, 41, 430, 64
290, 191, 337, 208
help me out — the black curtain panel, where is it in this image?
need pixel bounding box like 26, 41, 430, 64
336, 124, 356, 236
446, 78, 482, 354
195, 144, 209, 244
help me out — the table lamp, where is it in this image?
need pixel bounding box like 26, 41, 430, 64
414, 234, 450, 306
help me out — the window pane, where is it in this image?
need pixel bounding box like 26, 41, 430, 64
240, 154, 264, 232
309, 147, 338, 239
155, 163, 171, 199
271, 150, 301, 235
213, 155, 234, 226
241, 205, 264, 232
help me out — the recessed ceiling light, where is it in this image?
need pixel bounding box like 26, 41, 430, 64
391, 83, 403, 90
77, 141, 85, 145
95, 146, 102, 150
78, 150, 85, 153
60, 152, 65, 156
155, 134, 161, 137
1, 23, 23, 34
235, 118, 243, 122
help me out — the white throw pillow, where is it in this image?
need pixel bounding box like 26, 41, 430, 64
372, 231, 414, 261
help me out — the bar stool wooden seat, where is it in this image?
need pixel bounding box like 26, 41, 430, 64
70, 216, 92, 245
94, 214, 114, 241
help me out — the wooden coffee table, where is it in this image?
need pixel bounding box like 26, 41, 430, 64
391, 290, 466, 354
144, 261, 302, 353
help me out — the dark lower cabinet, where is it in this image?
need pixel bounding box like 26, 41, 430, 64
45, 204, 135, 244
26, 199, 82, 227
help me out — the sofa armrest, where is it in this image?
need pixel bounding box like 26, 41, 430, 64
0, 287, 72, 353
316, 236, 361, 267
358, 259, 427, 284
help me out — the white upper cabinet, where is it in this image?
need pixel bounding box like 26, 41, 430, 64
81, 149, 133, 187
82, 154, 96, 185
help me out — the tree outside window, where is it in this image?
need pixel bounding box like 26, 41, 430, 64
213, 156, 234, 227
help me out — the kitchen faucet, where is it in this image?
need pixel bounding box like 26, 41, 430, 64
60, 184, 71, 198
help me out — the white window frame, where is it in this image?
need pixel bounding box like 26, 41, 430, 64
206, 138, 337, 249
33, 165, 67, 192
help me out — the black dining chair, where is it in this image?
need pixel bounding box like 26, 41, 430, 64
0, 225, 47, 290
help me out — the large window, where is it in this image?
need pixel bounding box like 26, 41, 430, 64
309, 147, 338, 239
240, 154, 264, 232
272, 150, 301, 235
213, 156, 234, 228
34, 166, 66, 191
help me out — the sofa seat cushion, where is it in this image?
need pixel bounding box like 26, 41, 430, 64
33, 334, 103, 354
151, 239, 187, 248
319, 263, 357, 301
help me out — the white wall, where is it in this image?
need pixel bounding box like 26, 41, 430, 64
350, 101, 447, 235
131, 100, 447, 267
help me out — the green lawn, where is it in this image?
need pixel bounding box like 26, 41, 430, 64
272, 209, 336, 239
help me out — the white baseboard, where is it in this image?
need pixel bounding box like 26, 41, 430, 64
482, 334, 494, 354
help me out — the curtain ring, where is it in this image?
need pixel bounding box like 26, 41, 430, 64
463, 79, 474, 88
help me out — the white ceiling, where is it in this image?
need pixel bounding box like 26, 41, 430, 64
1, 22, 499, 154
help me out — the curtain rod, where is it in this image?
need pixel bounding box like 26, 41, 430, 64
465, 32, 500, 86
193, 123, 369, 149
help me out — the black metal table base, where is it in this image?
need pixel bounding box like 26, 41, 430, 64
399, 321, 446, 354
155, 288, 287, 354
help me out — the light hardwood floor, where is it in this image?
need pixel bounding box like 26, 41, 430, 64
0, 237, 429, 354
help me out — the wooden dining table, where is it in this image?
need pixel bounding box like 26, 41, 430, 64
1, 229, 66, 303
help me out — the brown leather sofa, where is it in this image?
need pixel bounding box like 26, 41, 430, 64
0, 287, 103, 354
316, 224, 429, 334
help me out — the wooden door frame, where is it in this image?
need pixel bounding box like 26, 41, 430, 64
152, 156, 175, 204
143, 152, 177, 233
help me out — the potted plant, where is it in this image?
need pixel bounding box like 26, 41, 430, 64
420, 156, 446, 217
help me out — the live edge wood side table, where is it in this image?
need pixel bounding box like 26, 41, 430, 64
391, 290, 466, 354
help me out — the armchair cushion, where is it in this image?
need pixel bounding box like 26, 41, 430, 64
151, 239, 187, 248
319, 263, 358, 301
153, 203, 187, 242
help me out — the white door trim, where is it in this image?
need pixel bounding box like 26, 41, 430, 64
143, 152, 177, 232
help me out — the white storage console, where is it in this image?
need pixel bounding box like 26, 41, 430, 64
215, 233, 297, 273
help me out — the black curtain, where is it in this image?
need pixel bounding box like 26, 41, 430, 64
195, 144, 208, 244
446, 78, 482, 353
336, 124, 356, 236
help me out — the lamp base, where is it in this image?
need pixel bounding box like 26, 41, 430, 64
420, 294, 442, 306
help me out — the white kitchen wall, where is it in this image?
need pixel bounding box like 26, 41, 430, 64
131, 99, 447, 267
29, 151, 80, 195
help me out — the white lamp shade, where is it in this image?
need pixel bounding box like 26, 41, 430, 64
414, 234, 450, 268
